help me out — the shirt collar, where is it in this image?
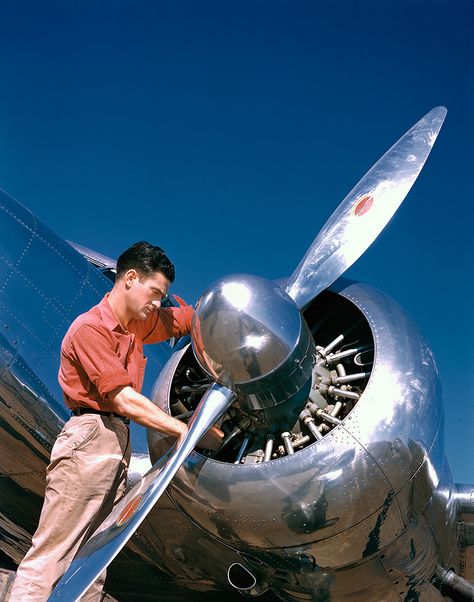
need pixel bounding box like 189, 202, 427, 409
98, 293, 128, 333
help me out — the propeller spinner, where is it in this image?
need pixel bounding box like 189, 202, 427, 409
191, 273, 315, 413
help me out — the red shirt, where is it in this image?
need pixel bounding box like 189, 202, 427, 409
58, 294, 193, 411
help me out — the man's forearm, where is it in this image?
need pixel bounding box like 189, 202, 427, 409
109, 386, 187, 437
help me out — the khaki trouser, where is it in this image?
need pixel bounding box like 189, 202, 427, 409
10, 414, 131, 601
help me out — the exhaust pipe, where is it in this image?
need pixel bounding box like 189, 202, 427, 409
433, 565, 474, 601
227, 563, 268, 596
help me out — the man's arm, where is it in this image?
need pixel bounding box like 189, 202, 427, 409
108, 385, 224, 450
141, 305, 194, 344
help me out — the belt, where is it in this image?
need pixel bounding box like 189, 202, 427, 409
71, 408, 130, 425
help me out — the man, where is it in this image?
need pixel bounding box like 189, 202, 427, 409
11, 241, 223, 601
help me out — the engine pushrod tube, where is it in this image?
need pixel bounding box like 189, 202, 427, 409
335, 372, 369, 384
281, 432, 295, 455
234, 436, 250, 464
326, 348, 359, 364
212, 418, 251, 457
301, 411, 324, 440
264, 435, 275, 462
306, 418, 324, 440
336, 363, 346, 377
317, 410, 342, 425
328, 386, 360, 400
292, 434, 311, 447
321, 334, 344, 356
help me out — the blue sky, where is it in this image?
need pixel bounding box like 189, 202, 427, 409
0, 0, 472, 480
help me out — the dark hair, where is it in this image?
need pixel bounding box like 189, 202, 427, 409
116, 241, 175, 282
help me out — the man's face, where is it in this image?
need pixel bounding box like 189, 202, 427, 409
126, 270, 171, 320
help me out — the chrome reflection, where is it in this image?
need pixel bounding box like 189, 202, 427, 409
285, 107, 447, 310
191, 274, 315, 417
192, 274, 308, 390
147, 277, 452, 600
166, 287, 372, 465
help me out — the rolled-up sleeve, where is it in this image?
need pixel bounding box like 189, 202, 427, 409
64, 324, 132, 398
141, 305, 193, 344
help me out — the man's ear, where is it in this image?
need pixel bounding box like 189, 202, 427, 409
124, 269, 138, 289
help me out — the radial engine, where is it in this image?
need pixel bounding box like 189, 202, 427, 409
147, 274, 457, 601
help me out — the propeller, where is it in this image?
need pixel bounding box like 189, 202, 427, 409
49, 107, 446, 600
48, 384, 235, 601
285, 106, 447, 309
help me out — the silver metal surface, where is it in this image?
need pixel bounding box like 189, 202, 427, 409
191, 273, 315, 410
285, 106, 447, 309
145, 277, 458, 600
49, 383, 235, 601
234, 436, 250, 464
455, 483, 474, 514
337, 280, 444, 496
281, 432, 294, 455
264, 434, 275, 462
66, 241, 117, 271
0, 107, 465, 601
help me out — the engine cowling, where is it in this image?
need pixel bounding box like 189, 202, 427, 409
147, 278, 456, 595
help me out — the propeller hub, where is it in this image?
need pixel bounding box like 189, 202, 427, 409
191, 274, 315, 411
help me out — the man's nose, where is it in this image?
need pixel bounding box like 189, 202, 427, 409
152, 300, 161, 309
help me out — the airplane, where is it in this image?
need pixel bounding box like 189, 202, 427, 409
0, 106, 472, 602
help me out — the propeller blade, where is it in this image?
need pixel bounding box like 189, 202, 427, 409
285, 106, 447, 309
48, 383, 235, 601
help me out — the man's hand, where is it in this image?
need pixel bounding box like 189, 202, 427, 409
109, 386, 225, 450
196, 425, 224, 450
